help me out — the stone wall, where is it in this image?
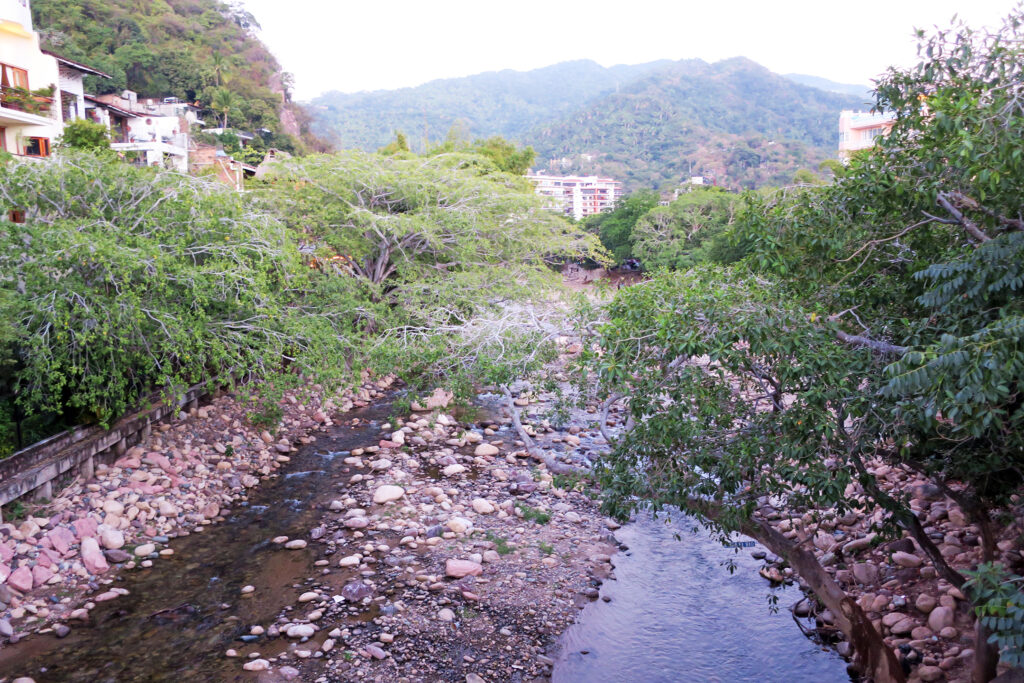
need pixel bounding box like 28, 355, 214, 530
0, 381, 211, 518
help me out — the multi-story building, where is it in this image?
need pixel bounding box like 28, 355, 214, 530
525, 171, 621, 220
0, 0, 108, 158
87, 92, 205, 172
838, 110, 897, 158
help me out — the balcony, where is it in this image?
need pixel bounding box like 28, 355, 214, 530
0, 85, 55, 125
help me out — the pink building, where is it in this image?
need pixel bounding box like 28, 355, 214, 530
838, 110, 897, 159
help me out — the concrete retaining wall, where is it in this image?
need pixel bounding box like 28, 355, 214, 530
0, 381, 211, 518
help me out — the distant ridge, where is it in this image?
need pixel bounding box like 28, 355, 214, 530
784, 73, 874, 102
310, 57, 866, 190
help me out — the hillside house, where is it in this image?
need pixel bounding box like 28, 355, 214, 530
0, 0, 107, 158
838, 110, 897, 159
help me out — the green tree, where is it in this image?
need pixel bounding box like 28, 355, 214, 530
584, 189, 660, 262
630, 187, 739, 269
583, 8, 1024, 680
58, 119, 111, 152
377, 130, 411, 156
211, 87, 236, 128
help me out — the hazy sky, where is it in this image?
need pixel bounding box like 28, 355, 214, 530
240, 0, 1016, 100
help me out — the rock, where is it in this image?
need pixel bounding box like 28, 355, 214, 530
482, 550, 501, 563
438, 608, 455, 621
928, 606, 955, 631
443, 464, 467, 477
99, 527, 125, 550
344, 517, 369, 529
341, 581, 374, 602
412, 388, 453, 411
370, 458, 392, 471
102, 500, 125, 515
917, 665, 944, 682
31, 565, 53, 588
373, 485, 405, 504
390, 430, 405, 445
0, 618, 12, 637
915, 593, 937, 614
446, 517, 473, 534
134, 543, 156, 557
890, 617, 916, 635
81, 538, 110, 574
284, 539, 307, 550
240, 474, 259, 488
54, 624, 70, 638
298, 591, 319, 602
474, 444, 500, 457
466, 675, 487, 683
103, 549, 131, 563
446, 559, 483, 578
46, 527, 75, 555
338, 554, 362, 567
939, 626, 959, 639
243, 659, 270, 671
286, 624, 316, 638
472, 499, 495, 514
853, 562, 880, 585
892, 551, 923, 568
7, 567, 32, 593
240, 585, 255, 595
364, 644, 387, 659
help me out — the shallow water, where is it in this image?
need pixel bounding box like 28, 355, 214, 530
0, 400, 395, 682
553, 511, 851, 683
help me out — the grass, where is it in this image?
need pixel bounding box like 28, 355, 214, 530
516, 504, 550, 525
457, 606, 480, 620
538, 541, 554, 556
485, 531, 514, 555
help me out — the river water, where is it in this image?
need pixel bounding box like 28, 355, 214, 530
552, 510, 850, 683
1, 396, 850, 682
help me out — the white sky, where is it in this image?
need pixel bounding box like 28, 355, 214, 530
240, 0, 1017, 100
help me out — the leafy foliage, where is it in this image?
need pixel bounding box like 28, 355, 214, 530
31, 0, 318, 152
965, 564, 1024, 667
583, 190, 660, 262
631, 187, 742, 269
58, 118, 111, 152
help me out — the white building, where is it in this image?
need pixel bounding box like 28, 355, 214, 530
525, 171, 622, 220
839, 110, 897, 158
0, 0, 109, 158
89, 92, 204, 172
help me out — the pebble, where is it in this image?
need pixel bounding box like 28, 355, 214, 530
284, 539, 308, 550
438, 608, 456, 621
242, 659, 269, 671
372, 485, 405, 504
446, 559, 483, 578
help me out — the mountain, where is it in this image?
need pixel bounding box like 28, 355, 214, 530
529, 58, 865, 190
309, 57, 864, 191
30, 0, 321, 152
784, 73, 874, 102
310, 59, 673, 151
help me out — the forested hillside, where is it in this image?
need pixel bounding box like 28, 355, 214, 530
310, 59, 672, 152
31, 0, 321, 152
530, 58, 865, 190
309, 57, 864, 191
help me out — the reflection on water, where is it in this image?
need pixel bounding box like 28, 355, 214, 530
553, 511, 850, 683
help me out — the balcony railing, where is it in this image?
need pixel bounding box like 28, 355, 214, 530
0, 85, 54, 118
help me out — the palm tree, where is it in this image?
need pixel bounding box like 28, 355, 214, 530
210, 52, 230, 87
211, 87, 236, 128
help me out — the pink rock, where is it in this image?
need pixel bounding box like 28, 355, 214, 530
379, 440, 401, 449
0, 541, 14, 563
32, 565, 54, 588
0, 563, 9, 583
73, 517, 98, 540
144, 453, 176, 474
114, 457, 141, 469
47, 527, 75, 555
42, 548, 62, 564
8, 566, 33, 593
80, 537, 109, 575
445, 559, 483, 578
35, 552, 53, 568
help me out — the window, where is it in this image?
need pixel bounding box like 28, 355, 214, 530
23, 137, 50, 157
0, 63, 29, 89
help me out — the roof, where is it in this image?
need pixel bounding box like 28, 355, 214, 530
84, 94, 134, 118
43, 50, 111, 79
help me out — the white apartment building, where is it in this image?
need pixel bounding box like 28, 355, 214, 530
525, 171, 622, 220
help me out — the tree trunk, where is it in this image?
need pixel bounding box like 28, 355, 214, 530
737, 516, 906, 683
